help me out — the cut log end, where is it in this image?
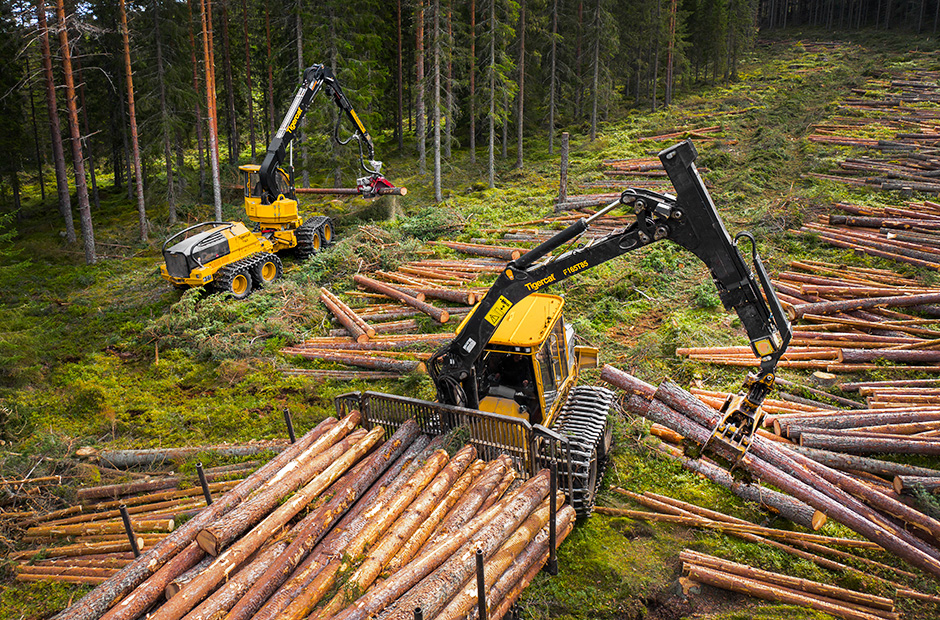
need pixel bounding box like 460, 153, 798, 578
811, 510, 828, 531
439, 311, 450, 324
355, 333, 371, 344
810, 371, 838, 387
196, 529, 220, 557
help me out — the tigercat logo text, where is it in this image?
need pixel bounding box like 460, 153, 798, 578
287, 109, 303, 133
524, 273, 556, 292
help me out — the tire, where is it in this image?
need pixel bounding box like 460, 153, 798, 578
216, 268, 253, 300
319, 220, 334, 245
251, 254, 283, 288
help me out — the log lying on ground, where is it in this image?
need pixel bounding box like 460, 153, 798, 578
601, 365, 940, 580
353, 274, 450, 323
681, 549, 896, 612
799, 432, 940, 455
787, 444, 940, 479
320, 287, 376, 343
684, 562, 893, 620
280, 348, 425, 373
75, 440, 287, 470
648, 444, 826, 530
787, 292, 940, 321
431, 240, 522, 260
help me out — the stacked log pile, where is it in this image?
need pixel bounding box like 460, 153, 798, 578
792, 200, 940, 271
280, 250, 509, 379
8, 462, 255, 586
676, 259, 940, 374
806, 70, 940, 195
46, 415, 575, 620
601, 364, 940, 605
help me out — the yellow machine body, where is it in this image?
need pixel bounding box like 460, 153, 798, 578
160, 222, 273, 288
240, 165, 302, 228
461, 294, 598, 430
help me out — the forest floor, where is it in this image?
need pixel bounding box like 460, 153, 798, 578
3, 29, 940, 620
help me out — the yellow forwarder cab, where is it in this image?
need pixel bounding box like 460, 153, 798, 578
465, 293, 599, 428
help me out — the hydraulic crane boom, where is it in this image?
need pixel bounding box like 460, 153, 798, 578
428, 140, 792, 460
259, 64, 392, 203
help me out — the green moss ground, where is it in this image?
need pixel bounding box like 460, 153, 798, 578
3, 29, 940, 619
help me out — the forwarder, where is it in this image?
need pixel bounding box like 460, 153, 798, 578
337, 140, 792, 517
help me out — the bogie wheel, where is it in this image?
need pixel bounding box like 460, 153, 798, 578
310, 232, 322, 253
220, 269, 253, 300
251, 255, 283, 288
320, 221, 333, 244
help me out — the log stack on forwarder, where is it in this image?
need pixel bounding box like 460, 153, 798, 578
38, 413, 574, 620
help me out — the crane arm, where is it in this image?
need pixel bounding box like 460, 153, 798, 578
258, 64, 386, 204
428, 140, 791, 460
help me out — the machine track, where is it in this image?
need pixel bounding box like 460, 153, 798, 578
211, 252, 275, 298
545, 385, 616, 518
295, 216, 334, 259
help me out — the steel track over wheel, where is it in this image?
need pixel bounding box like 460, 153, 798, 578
543, 385, 616, 518
251, 253, 283, 287
295, 216, 332, 259
210, 253, 274, 300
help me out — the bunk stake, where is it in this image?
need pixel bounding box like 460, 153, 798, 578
548, 459, 559, 576
476, 547, 488, 620
284, 408, 297, 444
119, 505, 140, 558
413, 607, 423, 620
196, 462, 213, 505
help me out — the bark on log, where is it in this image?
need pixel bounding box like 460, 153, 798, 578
377, 471, 552, 620
800, 432, 940, 455
82, 441, 287, 470
282, 348, 425, 373
431, 240, 522, 260
317, 446, 477, 618
81, 480, 243, 512
606, 369, 940, 579
434, 494, 562, 620
651, 379, 940, 573
777, 410, 940, 437
241, 433, 438, 620
685, 563, 891, 620
649, 444, 826, 530
680, 549, 895, 612
278, 448, 454, 620
785, 444, 940, 479
27, 519, 174, 538
384, 459, 486, 575
328, 471, 550, 620
163, 555, 213, 599
894, 475, 940, 494
481, 506, 577, 620
788, 292, 940, 320
173, 534, 293, 620
196, 421, 364, 556
146, 427, 385, 620
320, 288, 376, 343
353, 275, 450, 323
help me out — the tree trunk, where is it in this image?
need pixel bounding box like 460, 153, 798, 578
200, 0, 223, 220
36, 0, 75, 243
469, 0, 476, 164
652, 0, 661, 110
548, 0, 557, 155
397, 0, 404, 152
56, 0, 95, 262
73, 55, 100, 211
433, 0, 442, 202
242, 0, 256, 159
187, 0, 207, 200
574, 1, 584, 118
118, 0, 147, 241
25, 54, 46, 202
445, 0, 453, 159
296, 0, 308, 187
153, 2, 176, 225
220, 1, 238, 165
265, 6, 275, 138
416, 0, 426, 175
589, 0, 601, 141
665, 0, 677, 106
516, 0, 525, 168
487, 0, 495, 188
